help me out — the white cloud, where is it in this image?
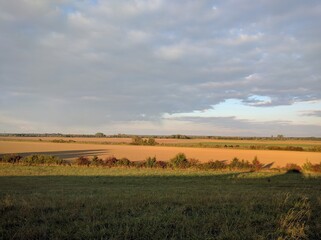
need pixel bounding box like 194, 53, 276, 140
127, 30, 151, 44
68, 11, 93, 28
155, 44, 184, 60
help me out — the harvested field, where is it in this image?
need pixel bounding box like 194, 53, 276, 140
1, 140, 320, 167
1, 136, 321, 146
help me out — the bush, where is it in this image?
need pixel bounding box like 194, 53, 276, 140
302, 161, 321, 172
145, 156, 157, 168
131, 136, 144, 145
132, 161, 145, 168
170, 153, 189, 168
91, 156, 104, 166
311, 162, 321, 172
116, 158, 131, 167
188, 158, 200, 167
76, 156, 91, 166
199, 160, 226, 170
131, 136, 158, 146
104, 156, 118, 167
252, 156, 263, 171
146, 138, 158, 145
155, 161, 168, 169
0, 154, 22, 164
21, 155, 67, 165
229, 157, 251, 170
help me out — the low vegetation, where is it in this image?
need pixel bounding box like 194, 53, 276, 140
130, 136, 158, 146
161, 142, 321, 152
0, 165, 320, 239
1, 153, 321, 173
0, 154, 69, 166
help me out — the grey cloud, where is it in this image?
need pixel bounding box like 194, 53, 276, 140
301, 110, 321, 117
0, 0, 321, 132
168, 116, 321, 137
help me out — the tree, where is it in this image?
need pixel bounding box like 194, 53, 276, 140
131, 136, 144, 145
95, 132, 105, 137
147, 137, 157, 145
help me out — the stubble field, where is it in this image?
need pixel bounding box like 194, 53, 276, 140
1, 137, 321, 167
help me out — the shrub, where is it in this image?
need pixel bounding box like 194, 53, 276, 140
132, 161, 145, 168
146, 137, 158, 145
170, 153, 189, 168
145, 156, 157, 168
229, 157, 251, 169
252, 156, 263, 171
91, 156, 104, 166
76, 156, 91, 166
199, 160, 226, 170
20, 155, 67, 165
155, 161, 168, 169
131, 136, 157, 146
302, 161, 321, 172
302, 161, 313, 172
0, 154, 22, 164
104, 156, 118, 167
131, 136, 144, 145
285, 146, 304, 151
116, 158, 131, 167
188, 158, 200, 167
308, 146, 321, 152
311, 162, 321, 172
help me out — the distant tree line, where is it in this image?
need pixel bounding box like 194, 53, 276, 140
1, 133, 320, 141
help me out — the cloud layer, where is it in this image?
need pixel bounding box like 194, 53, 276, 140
1, 0, 320, 135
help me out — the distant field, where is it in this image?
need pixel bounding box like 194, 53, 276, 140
2, 136, 321, 146
1, 139, 321, 167
0, 165, 320, 239
1, 136, 321, 153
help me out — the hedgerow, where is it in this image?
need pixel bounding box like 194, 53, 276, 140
0, 154, 68, 165
1, 153, 321, 172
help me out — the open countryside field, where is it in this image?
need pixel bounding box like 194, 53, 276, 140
1, 139, 321, 167
1, 165, 321, 239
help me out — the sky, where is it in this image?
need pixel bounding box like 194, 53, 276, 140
0, 0, 321, 137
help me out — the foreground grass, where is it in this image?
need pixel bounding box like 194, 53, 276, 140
1, 165, 321, 239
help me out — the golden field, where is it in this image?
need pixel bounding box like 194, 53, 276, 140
1, 138, 321, 167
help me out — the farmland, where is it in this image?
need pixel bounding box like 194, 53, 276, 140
1, 137, 321, 167
1, 137, 321, 239
1, 165, 321, 239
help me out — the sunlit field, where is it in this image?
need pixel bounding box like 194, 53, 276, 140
1, 137, 321, 167
1, 137, 321, 239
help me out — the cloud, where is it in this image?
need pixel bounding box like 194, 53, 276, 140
0, 0, 321, 135
165, 116, 321, 137
301, 110, 321, 117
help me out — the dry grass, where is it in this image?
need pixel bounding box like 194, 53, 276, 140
1, 140, 321, 167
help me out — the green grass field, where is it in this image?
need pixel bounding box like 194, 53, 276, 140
161, 141, 321, 152
1, 165, 321, 239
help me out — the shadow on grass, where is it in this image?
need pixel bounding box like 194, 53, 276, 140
0, 168, 320, 240
0, 169, 319, 195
